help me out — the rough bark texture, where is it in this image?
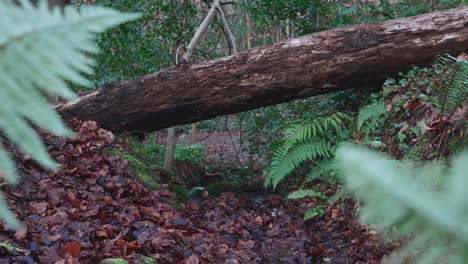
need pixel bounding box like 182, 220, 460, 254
58, 7, 468, 132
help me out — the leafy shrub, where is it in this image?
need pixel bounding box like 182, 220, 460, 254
0, 0, 138, 229
266, 54, 467, 222
338, 144, 468, 263
241, 0, 330, 36
356, 54, 467, 160
74, 0, 199, 88
242, 0, 463, 41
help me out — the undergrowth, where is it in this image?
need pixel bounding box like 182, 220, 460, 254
377, 55, 467, 160
107, 137, 164, 189
266, 54, 467, 225
107, 136, 254, 204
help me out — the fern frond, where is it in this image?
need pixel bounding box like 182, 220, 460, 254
0, 1, 139, 229
429, 55, 468, 116
357, 101, 387, 132
305, 158, 342, 183
338, 144, 468, 263
266, 140, 333, 189
265, 113, 351, 189
283, 112, 350, 151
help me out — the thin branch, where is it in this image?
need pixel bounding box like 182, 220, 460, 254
175, 45, 185, 65
183, 0, 220, 62
216, 3, 238, 54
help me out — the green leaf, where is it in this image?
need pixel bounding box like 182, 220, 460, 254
357, 101, 386, 132
337, 144, 468, 263
303, 207, 324, 221
287, 189, 322, 199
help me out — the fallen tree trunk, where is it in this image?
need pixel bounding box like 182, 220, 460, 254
58, 7, 468, 132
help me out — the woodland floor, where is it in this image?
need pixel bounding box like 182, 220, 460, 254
155, 129, 260, 165
0, 120, 397, 264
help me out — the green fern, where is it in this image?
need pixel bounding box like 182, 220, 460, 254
282, 112, 350, 150
0, 0, 139, 229
267, 140, 333, 188
265, 113, 350, 189
427, 55, 468, 116
305, 158, 343, 183
338, 144, 468, 263
303, 207, 325, 220
357, 101, 387, 132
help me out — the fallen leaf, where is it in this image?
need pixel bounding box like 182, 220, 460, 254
311, 244, 325, 257
344, 230, 353, 238
14, 228, 27, 240
61, 241, 81, 258
31, 202, 48, 214
255, 216, 264, 226
96, 230, 108, 238
185, 255, 200, 264
49, 234, 62, 242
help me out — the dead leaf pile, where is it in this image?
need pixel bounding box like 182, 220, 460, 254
182, 193, 395, 263
1, 120, 187, 263
0, 120, 394, 263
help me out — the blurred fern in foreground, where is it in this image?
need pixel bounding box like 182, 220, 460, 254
338, 144, 468, 264
0, 0, 139, 229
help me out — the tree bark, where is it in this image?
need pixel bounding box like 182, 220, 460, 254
58, 7, 468, 133
164, 127, 175, 171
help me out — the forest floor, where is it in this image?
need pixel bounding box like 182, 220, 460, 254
0, 120, 397, 264
155, 129, 261, 166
